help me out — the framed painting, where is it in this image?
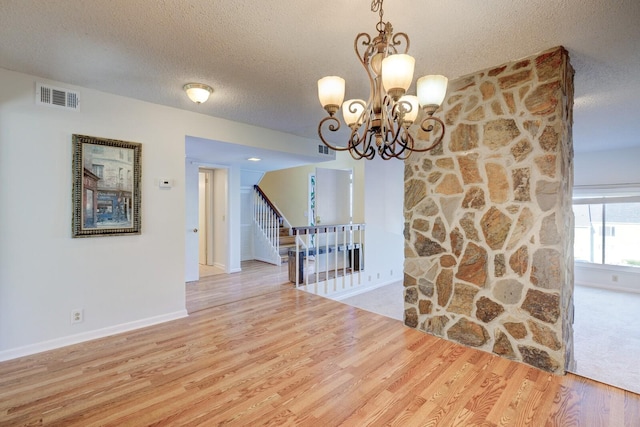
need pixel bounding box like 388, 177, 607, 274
72, 134, 142, 237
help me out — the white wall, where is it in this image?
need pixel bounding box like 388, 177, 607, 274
0, 68, 321, 360
259, 152, 365, 226
574, 147, 640, 187
574, 147, 640, 292
361, 156, 405, 289
213, 169, 228, 270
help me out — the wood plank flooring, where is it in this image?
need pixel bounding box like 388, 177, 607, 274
187, 261, 290, 313
1, 263, 639, 426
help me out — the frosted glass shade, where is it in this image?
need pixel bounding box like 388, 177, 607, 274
381, 54, 415, 98
184, 83, 213, 104
342, 99, 366, 126
318, 76, 346, 109
417, 75, 448, 108
397, 95, 420, 124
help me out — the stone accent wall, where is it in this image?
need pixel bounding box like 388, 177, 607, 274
403, 47, 575, 373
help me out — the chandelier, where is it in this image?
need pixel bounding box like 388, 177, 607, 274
317, 0, 448, 160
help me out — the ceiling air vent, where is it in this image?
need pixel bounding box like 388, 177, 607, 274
318, 144, 331, 155
36, 82, 80, 111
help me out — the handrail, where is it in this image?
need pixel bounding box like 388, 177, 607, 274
291, 223, 365, 235
254, 185, 282, 226
252, 186, 281, 266
289, 223, 365, 293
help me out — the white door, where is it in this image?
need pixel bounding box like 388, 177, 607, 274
198, 172, 207, 264
212, 169, 228, 270
185, 160, 200, 281
315, 168, 352, 225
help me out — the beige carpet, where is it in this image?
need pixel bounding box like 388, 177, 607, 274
339, 282, 640, 395
571, 285, 640, 394
339, 281, 404, 321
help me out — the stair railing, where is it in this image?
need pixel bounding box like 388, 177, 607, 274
290, 223, 364, 295
253, 185, 282, 265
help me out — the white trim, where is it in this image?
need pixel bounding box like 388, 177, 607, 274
298, 274, 401, 300
575, 280, 640, 295
573, 183, 640, 200
575, 260, 640, 274
0, 310, 188, 362
329, 278, 401, 301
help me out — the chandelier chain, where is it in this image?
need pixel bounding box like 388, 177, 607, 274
371, 0, 385, 32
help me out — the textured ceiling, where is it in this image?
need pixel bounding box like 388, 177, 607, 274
1, 0, 640, 156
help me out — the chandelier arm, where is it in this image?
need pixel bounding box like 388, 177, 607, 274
347, 126, 369, 157
390, 32, 410, 54
354, 33, 378, 114
404, 115, 447, 153
362, 132, 377, 160
354, 33, 374, 71
317, 116, 354, 152
347, 130, 371, 160
386, 129, 414, 160
379, 134, 404, 159
347, 121, 376, 160
382, 99, 405, 146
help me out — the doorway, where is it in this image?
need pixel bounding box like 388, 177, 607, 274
185, 161, 230, 282
198, 170, 225, 277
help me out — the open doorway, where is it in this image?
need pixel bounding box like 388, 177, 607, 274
185, 159, 230, 282
198, 168, 228, 278
198, 169, 225, 278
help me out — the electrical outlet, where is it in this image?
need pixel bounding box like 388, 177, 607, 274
612, 274, 619, 282
71, 309, 83, 324
390, 269, 393, 276
377, 273, 380, 279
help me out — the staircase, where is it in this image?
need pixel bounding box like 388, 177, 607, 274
278, 226, 296, 264
253, 185, 294, 266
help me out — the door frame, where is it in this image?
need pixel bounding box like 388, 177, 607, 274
198, 169, 215, 266
185, 159, 232, 282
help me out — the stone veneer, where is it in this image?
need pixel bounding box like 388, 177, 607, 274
403, 47, 575, 373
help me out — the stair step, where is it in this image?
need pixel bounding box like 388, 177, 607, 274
279, 227, 290, 237
279, 235, 295, 245
279, 243, 295, 255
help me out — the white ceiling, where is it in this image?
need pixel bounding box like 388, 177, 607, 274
2, 0, 639, 163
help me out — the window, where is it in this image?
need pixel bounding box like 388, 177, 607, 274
91, 164, 104, 178
573, 196, 640, 268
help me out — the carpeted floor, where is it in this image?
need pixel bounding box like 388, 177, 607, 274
339, 281, 640, 395
571, 285, 640, 394
340, 281, 404, 321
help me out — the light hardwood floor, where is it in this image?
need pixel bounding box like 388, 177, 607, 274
1, 261, 639, 426
187, 261, 291, 313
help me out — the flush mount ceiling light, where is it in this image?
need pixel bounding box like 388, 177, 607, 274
183, 83, 213, 104
247, 157, 261, 162
317, 0, 448, 160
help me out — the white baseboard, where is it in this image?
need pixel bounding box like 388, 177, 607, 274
330, 278, 402, 301
253, 255, 280, 266
0, 310, 188, 362
299, 273, 402, 300
575, 280, 640, 294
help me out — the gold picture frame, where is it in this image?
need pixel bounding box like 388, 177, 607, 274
72, 134, 142, 237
